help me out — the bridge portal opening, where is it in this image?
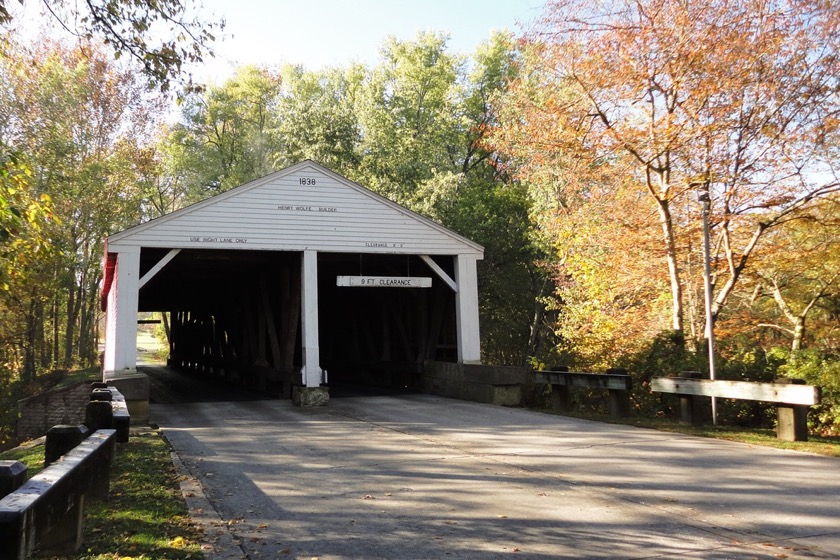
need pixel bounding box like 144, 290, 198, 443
137, 248, 457, 397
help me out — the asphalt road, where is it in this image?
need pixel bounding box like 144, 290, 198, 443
148, 368, 840, 560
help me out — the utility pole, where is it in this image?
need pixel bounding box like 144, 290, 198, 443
697, 190, 718, 426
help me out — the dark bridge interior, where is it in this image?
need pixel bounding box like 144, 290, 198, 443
138, 248, 457, 397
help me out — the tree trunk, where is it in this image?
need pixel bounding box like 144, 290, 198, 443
63, 280, 80, 368
78, 284, 94, 366
655, 198, 684, 333
23, 300, 37, 382
791, 318, 805, 353
52, 297, 60, 365
527, 268, 549, 361
36, 300, 48, 368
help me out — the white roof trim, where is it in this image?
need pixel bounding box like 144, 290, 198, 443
107, 160, 484, 256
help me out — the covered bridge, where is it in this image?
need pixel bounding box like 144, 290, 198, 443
101, 161, 483, 407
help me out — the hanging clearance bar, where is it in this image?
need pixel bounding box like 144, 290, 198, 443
336, 276, 433, 288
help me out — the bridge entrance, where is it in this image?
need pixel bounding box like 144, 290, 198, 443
102, 161, 482, 406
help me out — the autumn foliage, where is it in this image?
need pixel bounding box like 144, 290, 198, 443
0, 0, 838, 435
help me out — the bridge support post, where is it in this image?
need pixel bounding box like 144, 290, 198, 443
297, 250, 328, 406
454, 255, 481, 364
103, 247, 140, 376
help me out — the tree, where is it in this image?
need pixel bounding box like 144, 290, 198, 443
0, 151, 53, 290
496, 0, 840, 351
0, 0, 215, 381
748, 199, 840, 353
355, 31, 463, 205
1, 38, 163, 373
166, 65, 282, 197
271, 64, 363, 176
0, 0, 223, 93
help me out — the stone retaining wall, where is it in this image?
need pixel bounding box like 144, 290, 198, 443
16, 382, 91, 442
421, 361, 529, 406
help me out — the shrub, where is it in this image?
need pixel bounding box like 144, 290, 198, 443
776, 348, 840, 436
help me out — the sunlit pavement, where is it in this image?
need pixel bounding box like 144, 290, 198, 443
150, 372, 840, 559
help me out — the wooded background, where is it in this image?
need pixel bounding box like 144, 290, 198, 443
1, 0, 837, 442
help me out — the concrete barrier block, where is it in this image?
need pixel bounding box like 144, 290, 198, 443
0, 461, 27, 499
45, 425, 90, 467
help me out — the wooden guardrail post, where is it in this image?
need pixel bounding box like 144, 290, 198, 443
675, 371, 705, 427
548, 366, 570, 412
775, 379, 810, 442
605, 368, 631, 417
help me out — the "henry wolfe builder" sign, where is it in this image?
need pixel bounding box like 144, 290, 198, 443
336, 276, 432, 288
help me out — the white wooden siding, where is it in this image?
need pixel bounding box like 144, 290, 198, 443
107, 162, 483, 258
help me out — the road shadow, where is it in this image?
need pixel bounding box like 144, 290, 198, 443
142, 366, 416, 404
142, 365, 274, 404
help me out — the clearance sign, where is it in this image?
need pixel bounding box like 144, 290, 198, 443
336, 276, 433, 288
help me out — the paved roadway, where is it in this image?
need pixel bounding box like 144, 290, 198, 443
147, 367, 840, 559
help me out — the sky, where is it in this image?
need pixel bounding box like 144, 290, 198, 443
193, 0, 546, 83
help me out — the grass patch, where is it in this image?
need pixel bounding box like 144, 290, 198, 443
1, 429, 204, 559
70, 429, 204, 560
53, 368, 101, 390
0, 439, 46, 477
548, 409, 840, 457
